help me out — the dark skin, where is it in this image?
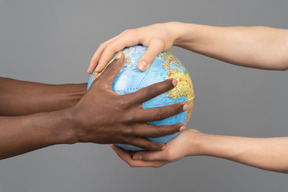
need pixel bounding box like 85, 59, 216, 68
0, 77, 87, 116
0, 52, 186, 160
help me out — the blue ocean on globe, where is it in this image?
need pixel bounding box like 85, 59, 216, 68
87, 45, 194, 151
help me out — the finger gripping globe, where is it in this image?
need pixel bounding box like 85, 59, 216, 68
87, 45, 194, 151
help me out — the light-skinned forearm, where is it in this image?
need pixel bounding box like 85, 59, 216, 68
173, 22, 288, 70
0, 77, 87, 116
195, 134, 288, 173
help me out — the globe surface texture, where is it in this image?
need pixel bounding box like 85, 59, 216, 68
87, 45, 194, 151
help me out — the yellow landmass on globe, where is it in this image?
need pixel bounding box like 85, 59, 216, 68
161, 52, 182, 71
167, 68, 194, 124
123, 49, 132, 67
93, 48, 194, 125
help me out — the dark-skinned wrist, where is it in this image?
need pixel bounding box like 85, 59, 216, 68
54, 108, 81, 145
63, 105, 93, 144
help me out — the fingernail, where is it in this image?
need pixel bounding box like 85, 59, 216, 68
133, 155, 142, 160
161, 145, 165, 150
116, 52, 122, 59
172, 79, 178, 87
179, 126, 186, 131
139, 61, 147, 71
183, 104, 188, 111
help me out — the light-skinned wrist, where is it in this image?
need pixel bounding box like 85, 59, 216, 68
172, 22, 198, 48
193, 133, 241, 160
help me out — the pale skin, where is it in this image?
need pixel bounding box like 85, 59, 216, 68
89, 22, 288, 173
0, 52, 188, 160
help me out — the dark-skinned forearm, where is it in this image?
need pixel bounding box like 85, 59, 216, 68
0, 52, 187, 159
0, 77, 87, 116
0, 109, 77, 159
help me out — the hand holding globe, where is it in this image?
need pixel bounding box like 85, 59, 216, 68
87, 45, 194, 151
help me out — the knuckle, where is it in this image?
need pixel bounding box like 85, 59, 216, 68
175, 103, 184, 113
105, 44, 116, 53
152, 143, 163, 151
147, 86, 159, 97
122, 29, 135, 36
121, 127, 133, 136
179, 102, 185, 110
151, 38, 165, 47
160, 81, 172, 92
118, 98, 130, 109
150, 128, 161, 138
172, 124, 182, 132
99, 42, 107, 49
151, 132, 160, 138
144, 50, 156, 59
128, 163, 136, 168
123, 111, 136, 123
164, 125, 175, 134
145, 142, 156, 150
156, 108, 164, 119
165, 150, 174, 161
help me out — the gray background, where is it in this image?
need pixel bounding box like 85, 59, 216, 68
0, 0, 288, 191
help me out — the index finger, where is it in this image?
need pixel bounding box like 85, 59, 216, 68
95, 34, 139, 73
88, 34, 122, 74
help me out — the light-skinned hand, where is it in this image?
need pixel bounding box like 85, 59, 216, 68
110, 129, 205, 167
88, 22, 179, 74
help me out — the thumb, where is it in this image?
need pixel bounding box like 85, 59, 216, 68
137, 41, 164, 71
96, 51, 124, 86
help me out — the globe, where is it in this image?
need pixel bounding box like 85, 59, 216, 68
87, 45, 194, 151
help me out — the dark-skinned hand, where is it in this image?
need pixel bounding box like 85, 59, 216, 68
71, 52, 187, 151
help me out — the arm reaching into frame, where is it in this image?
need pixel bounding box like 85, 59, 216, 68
111, 129, 288, 173
0, 52, 187, 160
88, 22, 288, 73
0, 77, 87, 116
